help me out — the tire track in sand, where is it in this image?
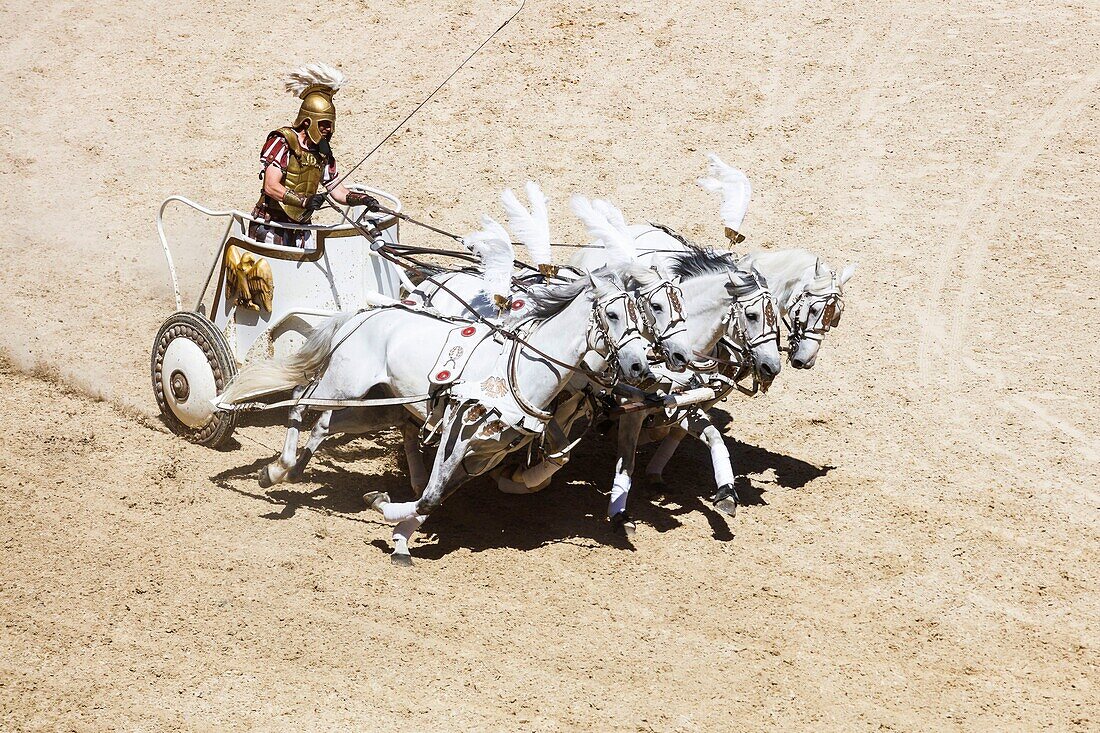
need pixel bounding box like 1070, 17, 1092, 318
917, 68, 1100, 386
919, 68, 1100, 467
947, 70, 1100, 365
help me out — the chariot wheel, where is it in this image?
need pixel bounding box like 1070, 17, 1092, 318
151, 311, 238, 447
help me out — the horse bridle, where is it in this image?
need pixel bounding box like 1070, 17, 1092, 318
633, 277, 688, 364
722, 273, 781, 354
588, 290, 647, 366
691, 273, 781, 394
785, 281, 844, 349
506, 286, 648, 420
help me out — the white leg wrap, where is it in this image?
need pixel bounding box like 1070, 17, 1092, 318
392, 515, 425, 552
608, 472, 631, 518
381, 500, 421, 524
702, 426, 735, 489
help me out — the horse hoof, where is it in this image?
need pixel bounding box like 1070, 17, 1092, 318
286, 466, 304, 483
714, 497, 738, 517
362, 491, 390, 513
390, 552, 414, 567
610, 511, 636, 537
257, 465, 274, 489
712, 483, 739, 517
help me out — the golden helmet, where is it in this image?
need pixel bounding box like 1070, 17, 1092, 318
284, 63, 347, 144
295, 86, 337, 144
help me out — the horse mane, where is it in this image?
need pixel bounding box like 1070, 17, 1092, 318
727, 267, 764, 298
524, 274, 595, 319
741, 248, 834, 294
668, 245, 741, 279
670, 245, 765, 297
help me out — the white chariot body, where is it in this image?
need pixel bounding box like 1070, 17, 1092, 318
152, 186, 411, 446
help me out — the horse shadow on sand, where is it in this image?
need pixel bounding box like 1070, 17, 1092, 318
210, 413, 830, 560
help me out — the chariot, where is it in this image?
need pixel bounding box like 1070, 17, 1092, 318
152, 187, 412, 447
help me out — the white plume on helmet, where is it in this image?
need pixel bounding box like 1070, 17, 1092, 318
500, 181, 552, 266
284, 62, 347, 98
697, 152, 751, 234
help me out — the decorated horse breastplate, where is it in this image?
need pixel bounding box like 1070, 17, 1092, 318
270, 127, 324, 222
429, 323, 494, 386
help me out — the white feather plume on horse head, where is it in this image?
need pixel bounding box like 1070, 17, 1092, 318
463, 215, 515, 300
501, 181, 552, 266
592, 198, 630, 235
284, 62, 347, 98
697, 152, 751, 233
570, 195, 635, 270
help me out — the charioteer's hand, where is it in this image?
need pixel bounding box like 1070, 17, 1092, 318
305, 193, 328, 211
345, 191, 381, 212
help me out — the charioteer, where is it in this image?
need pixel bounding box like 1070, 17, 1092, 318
250, 62, 382, 249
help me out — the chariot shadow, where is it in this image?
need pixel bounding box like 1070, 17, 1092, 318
207, 423, 829, 557
209, 452, 405, 524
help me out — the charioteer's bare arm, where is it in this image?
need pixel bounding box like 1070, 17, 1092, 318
262, 161, 302, 208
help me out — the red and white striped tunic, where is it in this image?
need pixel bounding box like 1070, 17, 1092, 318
259, 133, 338, 184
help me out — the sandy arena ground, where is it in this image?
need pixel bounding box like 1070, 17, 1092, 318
1, 1, 1098, 730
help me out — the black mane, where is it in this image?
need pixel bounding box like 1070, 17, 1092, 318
668, 245, 740, 279
525, 276, 593, 319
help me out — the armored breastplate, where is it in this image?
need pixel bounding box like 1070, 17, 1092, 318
269, 127, 324, 222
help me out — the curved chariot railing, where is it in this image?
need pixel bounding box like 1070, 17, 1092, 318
156, 186, 405, 311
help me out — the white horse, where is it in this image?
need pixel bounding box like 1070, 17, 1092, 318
241, 215, 527, 495
629, 230, 857, 369
609, 152, 857, 495
741, 249, 856, 369
267, 188, 695, 517
217, 268, 653, 564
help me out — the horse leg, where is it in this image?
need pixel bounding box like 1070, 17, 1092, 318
389, 516, 425, 567
644, 426, 688, 489
289, 405, 408, 484
259, 386, 307, 488
364, 403, 473, 565
287, 409, 332, 482
683, 409, 738, 516
402, 419, 428, 496
608, 411, 646, 535
498, 391, 589, 494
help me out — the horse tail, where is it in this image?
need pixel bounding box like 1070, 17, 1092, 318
216, 312, 355, 405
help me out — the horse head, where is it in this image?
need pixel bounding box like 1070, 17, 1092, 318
722, 265, 783, 389
785, 259, 857, 369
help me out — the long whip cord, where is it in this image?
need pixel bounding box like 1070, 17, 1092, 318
331, 0, 527, 190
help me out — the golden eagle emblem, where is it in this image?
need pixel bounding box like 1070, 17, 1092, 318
225, 245, 274, 312
481, 376, 507, 399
